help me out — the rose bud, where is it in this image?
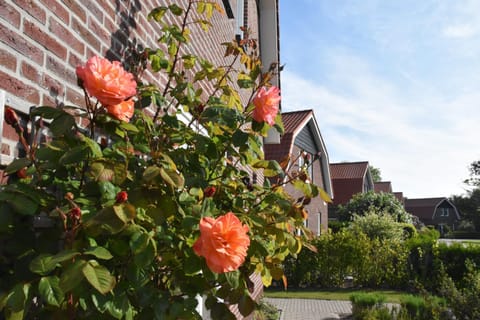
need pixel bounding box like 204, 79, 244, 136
4, 107, 20, 127
116, 191, 128, 203
204, 186, 216, 197
70, 207, 82, 220
16, 167, 28, 179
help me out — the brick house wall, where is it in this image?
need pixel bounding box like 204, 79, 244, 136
0, 1, 276, 318
0, 0, 266, 163
286, 144, 328, 235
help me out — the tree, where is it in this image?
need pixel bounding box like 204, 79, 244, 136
451, 188, 480, 231
464, 160, 480, 187
369, 165, 382, 183
336, 191, 412, 223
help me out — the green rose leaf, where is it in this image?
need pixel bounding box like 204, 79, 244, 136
84, 247, 113, 260
4, 158, 31, 175
238, 294, 255, 317
30, 254, 56, 276
160, 167, 185, 189
82, 262, 116, 294
224, 270, 240, 289
59, 259, 87, 293
38, 276, 64, 307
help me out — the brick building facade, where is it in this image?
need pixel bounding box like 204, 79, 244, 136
0, 0, 279, 166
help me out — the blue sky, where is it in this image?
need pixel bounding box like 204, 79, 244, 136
278, 0, 480, 198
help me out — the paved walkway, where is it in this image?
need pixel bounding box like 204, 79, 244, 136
264, 298, 352, 320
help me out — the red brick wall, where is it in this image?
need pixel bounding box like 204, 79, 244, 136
0, 0, 260, 159
286, 145, 329, 235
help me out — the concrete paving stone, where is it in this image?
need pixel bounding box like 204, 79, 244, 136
264, 298, 352, 320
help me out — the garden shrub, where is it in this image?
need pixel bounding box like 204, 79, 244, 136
397, 294, 448, 320
438, 260, 480, 320
437, 242, 480, 282
405, 227, 440, 289
350, 292, 391, 320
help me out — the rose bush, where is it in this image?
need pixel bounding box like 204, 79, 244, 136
0, 2, 328, 319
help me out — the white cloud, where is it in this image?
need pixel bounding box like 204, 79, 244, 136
281, 66, 480, 199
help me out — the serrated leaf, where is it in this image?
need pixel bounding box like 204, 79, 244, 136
84, 247, 113, 260
169, 4, 183, 15
50, 113, 76, 136
59, 145, 89, 165
224, 270, 240, 289
30, 106, 65, 119
238, 295, 255, 317
38, 276, 64, 307
143, 166, 161, 182
160, 167, 185, 188
4, 158, 31, 175
83, 137, 103, 158
30, 254, 56, 275
59, 259, 87, 293
82, 262, 116, 294
148, 6, 168, 21
252, 160, 282, 177
7, 283, 30, 312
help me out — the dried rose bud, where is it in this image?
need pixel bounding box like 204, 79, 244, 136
4, 107, 20, 127
197, 104, 205, 114
16, 167, 27, 179
116, 191, 128, 203
204, 186, 216, 197
70, 207, 82, 220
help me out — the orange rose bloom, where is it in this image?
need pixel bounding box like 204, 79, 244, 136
193, 212, 250, 273
252, 86, 280, 126
105, 99, 134, 122
76, 56, 137, 106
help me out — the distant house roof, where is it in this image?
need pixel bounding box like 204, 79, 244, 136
329, 161, 373, 205
264, 109, 333, 197
374, 181, 393, 193
404, 197, 461, 220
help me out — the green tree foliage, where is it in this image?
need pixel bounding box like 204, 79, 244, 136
282, 229, 409, 289
337, 191, 412, 223
349, 210, 407, 242
464, 160, 480, 187
451, 188, 480, 232
369, 165, 382, 183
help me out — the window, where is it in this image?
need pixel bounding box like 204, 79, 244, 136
439, 207, 450, 217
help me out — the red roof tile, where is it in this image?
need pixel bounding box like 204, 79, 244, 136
329, 161, 369, 179
264, 110, 313, 162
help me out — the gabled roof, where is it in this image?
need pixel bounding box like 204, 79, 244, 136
264, 109, 333, 197
329, 161, 374, 205
330, 161, 369, 180
374, 181, 393, 193
405, 197, 461, 220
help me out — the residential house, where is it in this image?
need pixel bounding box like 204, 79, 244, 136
394, 192, 405, 207
404, 197, 461, 236
328, 161, 374, 219
329, 161, 374, 205
264, 109, 333, 235
374, 181, 393, 194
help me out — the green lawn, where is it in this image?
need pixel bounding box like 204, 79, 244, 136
264, 288, 408, 303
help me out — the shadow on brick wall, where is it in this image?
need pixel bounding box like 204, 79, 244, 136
106, 0, 146, 76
